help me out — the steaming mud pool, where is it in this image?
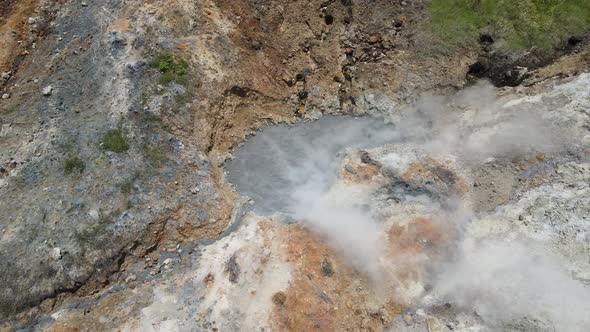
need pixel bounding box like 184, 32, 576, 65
226, 116, 399, 214
221, 75, 590, 331
137, 75, 590, 331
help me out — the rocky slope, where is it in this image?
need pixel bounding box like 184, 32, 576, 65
0, 0, 589, 331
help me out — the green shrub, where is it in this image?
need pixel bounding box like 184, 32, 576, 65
428, 0, 590, 54
75, 212, 113, 242
64, 157, 85, 174
150, 52, 189, 85
143, 145, 168, 166
159, 71, 176, 85
102, 128, 129, 153
120, 180, 134, 194
138, 112, 163, 130
120, 171, 142, 194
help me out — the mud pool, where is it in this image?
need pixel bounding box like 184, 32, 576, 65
226, 115, 398, 214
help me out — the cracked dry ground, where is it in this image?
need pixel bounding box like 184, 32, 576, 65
1, 0, 590, 331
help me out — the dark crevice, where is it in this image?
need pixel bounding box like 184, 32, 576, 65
224, 86, 253, 98
479, 33, 494, 45
223, 86, 281, 102
568, 36, 582, 47
469, 32, 589, 87
14, 211, 177, 328
324, 14, 334, 25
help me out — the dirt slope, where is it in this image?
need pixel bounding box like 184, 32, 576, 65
0, 0, 588, 330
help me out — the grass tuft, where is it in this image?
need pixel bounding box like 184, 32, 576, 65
150, 52, 189, 85
143, 145, 168, 166
102, 128, 129, 153
64, 157, 85, 174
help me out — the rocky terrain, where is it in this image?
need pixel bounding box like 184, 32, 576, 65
0, 0, 589, 331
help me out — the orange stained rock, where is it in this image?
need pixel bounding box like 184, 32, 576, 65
401, 161, 433, 182
341, 161, 383, 184
384, 216, 454, 289
272, 223, 404, 332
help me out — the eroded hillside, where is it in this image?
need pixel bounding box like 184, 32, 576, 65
0, 0, 589, 331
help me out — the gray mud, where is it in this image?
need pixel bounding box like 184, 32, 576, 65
226, 115, 398, 214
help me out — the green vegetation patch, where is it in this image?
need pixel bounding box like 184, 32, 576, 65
120, 180, 134, 194
150, 52, 189, 85
64, 156, 85, 174
120, 171, 141, 194
75, 212, 114, 243
428, 0, 590, 54
143, 145, 168, 166
102, 128, 129, 153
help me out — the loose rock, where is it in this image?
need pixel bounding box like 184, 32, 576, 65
225, 253, 240, 283
50, 247, 62, 260
272, 291, 287, 305
42, 86, 53, 96
321, 257, 334, 277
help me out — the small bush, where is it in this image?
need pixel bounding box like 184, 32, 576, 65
120, 180, 134, 194
159, 71, 176, 85
75, 212, 113, 243
5, 105, 18, 113
102, 128, 129, 153
143, 145, 168, 166
150, 52, 189, 85
64, 157, 85, 174
139, 112, 162, 126
120, 171, 141, 194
